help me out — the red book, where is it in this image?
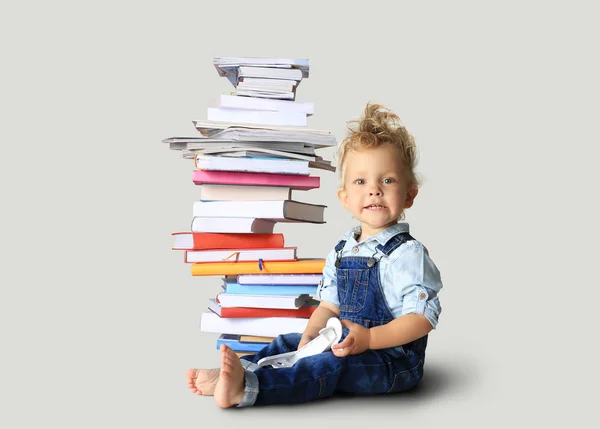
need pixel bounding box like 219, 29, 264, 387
193, 170, 320, 190
172, 232, 284, 250
209, 298, 317, 318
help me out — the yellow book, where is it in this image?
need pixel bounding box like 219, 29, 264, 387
235, 352, 256, 358
191, 258, 325, 276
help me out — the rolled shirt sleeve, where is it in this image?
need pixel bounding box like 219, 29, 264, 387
317, 247, 340, 307
384, 241, 443, 329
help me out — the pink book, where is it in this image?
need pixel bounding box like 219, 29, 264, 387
192, 170, 320, 190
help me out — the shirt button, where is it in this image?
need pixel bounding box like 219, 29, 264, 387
419, 293, 426, 300
353, 246, 359, 253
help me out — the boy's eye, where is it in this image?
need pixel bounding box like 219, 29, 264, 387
382, 178, 395, 184
354, 179, 364, 185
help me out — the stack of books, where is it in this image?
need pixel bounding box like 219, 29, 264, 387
164, 57, 336, 357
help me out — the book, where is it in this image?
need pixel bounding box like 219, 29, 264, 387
234, 89, 295, 100
235, 352, 256, 357
216, 334, 268, 352
224, 283, 318, 296
216, 292, 313, 309
236, 80, 297, 93
200, 311, 309, 337
238, 77, 299, 87
206, 107, 307, 127
185, 152, 333, 169
192, 170, 320, 190
238, 66, 304, 82
239, 335, 275, 343
194, 154, 309, 175
185, 247, 296, 263
200, 184, 291, 201
223, 281, 319, 296
214, 94, 314, 116
236, 273, 323, 285
190, 146, 319, 162
191, 217, 276, 234
213, 57, 309, 86
172, 232, 283, 250
166, 138, 318, 155
190, 122, 337, 148
192, 200, 326, 223
191, 258, 325, 276
208, 298, 317, 318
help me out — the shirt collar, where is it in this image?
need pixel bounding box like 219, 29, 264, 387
345, 222, 410, 246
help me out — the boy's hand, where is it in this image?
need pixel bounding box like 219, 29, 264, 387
331, 320, 371, 357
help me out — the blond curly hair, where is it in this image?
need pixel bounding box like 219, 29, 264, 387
337, 103, 421, 188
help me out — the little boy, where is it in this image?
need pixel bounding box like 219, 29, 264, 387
186, 103, 443, 407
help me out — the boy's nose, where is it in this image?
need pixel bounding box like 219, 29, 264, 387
369, 189, 382, 196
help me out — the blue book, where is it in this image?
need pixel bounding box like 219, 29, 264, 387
216, 334, 269, 352
223, 281, 318, 296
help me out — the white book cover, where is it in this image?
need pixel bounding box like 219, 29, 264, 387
200, 184, 292, 201
168, 140, 317, 155
234, 89, 295, 100
216, 293, 313, 309
206, 107, 307, 127
239, 77, 298, 86
191, 217, 276, 234
184, 247, 296, 263
194, 154, 309, 175
238, 66, 303, 81
236, 274, 323, 285
200, 311, 309, 337
237, 81, 296, 91
191, 147, 317, 162
216, 94, 314, 115
192, 200, 326, 223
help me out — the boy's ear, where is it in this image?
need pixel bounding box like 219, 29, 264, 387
404, 185, 418, 208
337, 187, 349, 210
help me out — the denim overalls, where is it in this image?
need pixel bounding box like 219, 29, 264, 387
238, 232, 428, 407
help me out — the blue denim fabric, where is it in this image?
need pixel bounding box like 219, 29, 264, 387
319, 223, 443, 329
236, 231, 428, 407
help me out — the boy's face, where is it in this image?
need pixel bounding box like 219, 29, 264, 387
337, 144, 418, 239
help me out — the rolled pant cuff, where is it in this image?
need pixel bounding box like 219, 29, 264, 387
236, 369, 259, 408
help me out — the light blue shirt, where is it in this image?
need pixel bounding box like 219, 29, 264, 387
317, 222, 443, 329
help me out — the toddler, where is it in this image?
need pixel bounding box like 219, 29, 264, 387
186, 103, 443, 407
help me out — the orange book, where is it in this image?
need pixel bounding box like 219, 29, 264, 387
172, 232, 284, 250
191, 258, 325, 276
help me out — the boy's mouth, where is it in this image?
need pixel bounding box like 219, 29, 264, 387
364, 204, 386, 210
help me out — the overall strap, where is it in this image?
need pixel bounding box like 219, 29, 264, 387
334, 240, 347, 267
375, 232, 415, 256
334, 240, 347, 252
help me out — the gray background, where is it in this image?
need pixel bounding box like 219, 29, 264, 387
1, 0, 598, 427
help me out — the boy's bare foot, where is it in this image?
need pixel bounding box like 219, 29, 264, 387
214, 344, 246, 408
186, 368, 219, 396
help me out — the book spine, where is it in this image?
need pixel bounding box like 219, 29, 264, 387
184, 233, 284, 250
192, 170, 320, 190
200, 312, 309, 337
206, 107, 307, 127
219, 95, 314, 115
191, 259, 325, 276
224, 284, 319, 296
215, 339, 267, 352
